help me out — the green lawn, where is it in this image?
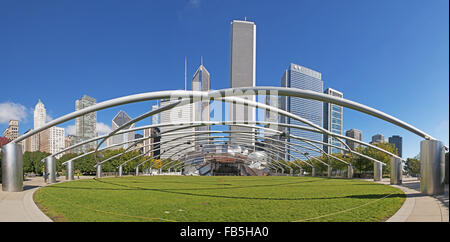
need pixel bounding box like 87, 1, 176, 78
33, 176, 405, 222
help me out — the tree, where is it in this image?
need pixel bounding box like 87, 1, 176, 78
56, 153, 79, 173
404, 158, 420, 177
351, 143, 398, 178
23, 151, 51, 175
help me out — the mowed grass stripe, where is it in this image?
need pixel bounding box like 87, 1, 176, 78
33, 176, 405, 222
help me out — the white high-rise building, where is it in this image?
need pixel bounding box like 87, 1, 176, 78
159, 99, 194, 160
34, 99, 46, 129
30, 99, 65, 157
229, 19, 256, 146
32, 99, 46, 151
49, 126, 65, 158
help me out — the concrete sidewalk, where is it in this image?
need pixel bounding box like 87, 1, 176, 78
383, 178, 449, 222
0, 176, 93, 222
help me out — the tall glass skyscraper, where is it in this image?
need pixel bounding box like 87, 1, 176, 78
281, 63, 323, 160
109, 110, 134, 149
75, 95, 97, 153
388, 135, 402, 157
192, 63, 211, 150
323, 88, 343, 154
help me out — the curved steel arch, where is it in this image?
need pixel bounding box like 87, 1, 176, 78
13, 87, 438, 149
60, 120, 386, 180
111, 124, 332, 172
133, 134, 301, 175
4, 87, 444, 193
87, 120, 382, 178
162, 140, 293, 174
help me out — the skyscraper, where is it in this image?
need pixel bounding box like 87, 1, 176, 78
32, 99, 46, 151
75, 95, 97, 153
34, 99, 46, 130
151, 104, 160, 125
20, 129, 33, 153
229, 19, 256, 145
48, 127, 65, 158
281, 63, 323, 159
3, 120, 19, 140
371, 134, 385, 144
144, 104, 160, 157
323, 88, 343, 154
30, 99, 65, 156
264, 94, 284, 160
388, 135, 403, 157
108, 110, 134, 149
345, 129, 362, 151
192, 62, 211, 150
159, 99, 194, 160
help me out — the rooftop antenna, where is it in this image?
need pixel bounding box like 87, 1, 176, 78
201, 56, 203, 66
185, 56, 187, 91
244, 16, 247, 21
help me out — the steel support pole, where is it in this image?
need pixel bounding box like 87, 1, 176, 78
66, 160, 74, 181
390, 157, 402, 185
45, 156, 56, 184
96, 164, 102, 178
312, 167, 316, 177
118, 165, 123, 177
1, 143, 23, 192
347, 165, 353, 179
135, 166, 139, 176
420, 140, 445, 195
299, 168, 303, 176
445, 152, 448, 185
327, 166, 332, 177
374, 162, 382, 181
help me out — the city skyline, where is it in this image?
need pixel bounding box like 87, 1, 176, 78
0, 0, 448, 160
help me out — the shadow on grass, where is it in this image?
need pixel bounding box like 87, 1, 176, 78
43, 178, 405, 201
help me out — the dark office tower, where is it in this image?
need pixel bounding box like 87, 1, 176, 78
345, 129, 362, 151
192, 62, 211, 150
229, 19, 256, 146
281, 63, 323, 160
388, 135, 403, 157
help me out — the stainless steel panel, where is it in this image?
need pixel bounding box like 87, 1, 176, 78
390, 157, 402, 185
420, 140, 445, 195
1, 143, 23, 192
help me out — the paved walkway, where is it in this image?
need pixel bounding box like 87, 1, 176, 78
382, 178, 449, 222
0, 176, 448, 222
0, 176, 93, 222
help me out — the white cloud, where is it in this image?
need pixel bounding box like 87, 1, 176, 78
46, 114, 53, 123
96, 122, 112, 136
65, 122, 112, 136
0, 102, 28, 124
65, 124, 76, 136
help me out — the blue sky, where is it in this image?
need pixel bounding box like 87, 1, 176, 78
0, 0, 448, 159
